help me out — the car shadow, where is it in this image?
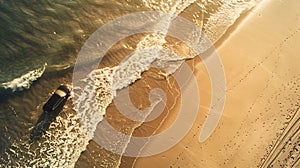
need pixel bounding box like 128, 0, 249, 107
29, 98, 67, 143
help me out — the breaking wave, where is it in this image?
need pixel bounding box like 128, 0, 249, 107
0, 0, 259, 167
1, 63, 47, 92
73, 0, 258, 166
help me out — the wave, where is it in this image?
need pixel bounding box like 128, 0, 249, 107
0, 0, 259, 167
72, 2, 196, 166
203, 0, 257, 44
0, 63, 47, 92
72, 0, 259, 167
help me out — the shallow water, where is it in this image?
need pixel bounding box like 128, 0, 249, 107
0, 0, 263, 167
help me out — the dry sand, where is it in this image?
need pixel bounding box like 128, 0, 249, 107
130, 0, 300, 167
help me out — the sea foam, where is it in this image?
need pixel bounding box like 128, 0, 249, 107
1, 63, 47, 92
0, 0, 259, 167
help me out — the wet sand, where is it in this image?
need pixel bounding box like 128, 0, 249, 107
0, 1, 264, 167
130, 0, 300, 167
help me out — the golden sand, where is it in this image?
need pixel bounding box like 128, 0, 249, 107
130, 0, 300, 167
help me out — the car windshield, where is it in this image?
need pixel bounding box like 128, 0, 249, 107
55, 89, 67, 97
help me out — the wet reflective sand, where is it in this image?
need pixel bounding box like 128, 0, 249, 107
130, 0, 300, 167
0, 0, 299, 167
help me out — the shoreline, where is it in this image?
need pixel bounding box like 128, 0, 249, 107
131, 0, 300, 167
119, 1, 263, 167
120, 1, 264, 167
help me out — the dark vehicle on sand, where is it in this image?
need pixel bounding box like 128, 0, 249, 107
43, 84, 71, 114
30, 84, 71, 142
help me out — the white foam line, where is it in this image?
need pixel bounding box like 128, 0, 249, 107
1, 63, 47, 92
72, 0, 258, 167
114, 0, 198, 166
203, 0, 258, 43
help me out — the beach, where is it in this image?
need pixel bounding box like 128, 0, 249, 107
0, 0, 299, 167
129, 0, 300, 167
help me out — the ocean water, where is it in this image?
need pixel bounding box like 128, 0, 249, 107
0, 0, 259, 167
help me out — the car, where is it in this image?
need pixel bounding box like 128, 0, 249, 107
30, 84, 71, 142
43, 84, 71, 114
